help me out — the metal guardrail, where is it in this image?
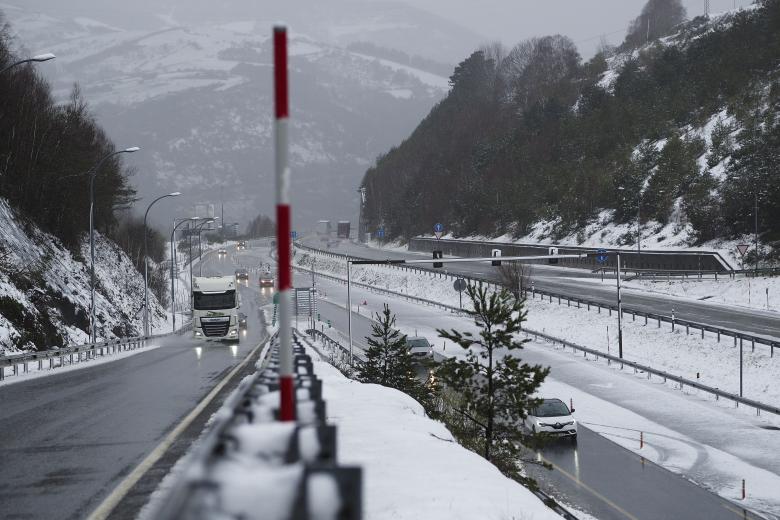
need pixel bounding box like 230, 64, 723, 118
525, 328, 780, 417
294, 249, 780, 418
0, 337, 147, 381
0, 321, 193, 381
309, 328, 365, 366
150, 330, 362, 520
295, 243, 779, 354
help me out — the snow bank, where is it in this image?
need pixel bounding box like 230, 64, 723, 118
305, 342, 560, 520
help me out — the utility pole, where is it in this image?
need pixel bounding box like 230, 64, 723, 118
705, 0, 710, 17
617, 252, 624, 359
754, 191, 759, 275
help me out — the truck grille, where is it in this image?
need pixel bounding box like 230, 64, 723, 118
200, 317, 230, 337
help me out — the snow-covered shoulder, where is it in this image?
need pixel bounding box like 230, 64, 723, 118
305, 345, 560, 520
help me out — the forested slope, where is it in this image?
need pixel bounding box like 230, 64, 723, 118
361, 0, 780, 261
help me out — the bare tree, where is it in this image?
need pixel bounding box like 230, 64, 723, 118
497, 261, 533, 299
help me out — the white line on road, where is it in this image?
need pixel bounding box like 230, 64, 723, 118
86, 336, 268, 520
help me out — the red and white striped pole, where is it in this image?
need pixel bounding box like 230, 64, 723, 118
274, 25, 295, 422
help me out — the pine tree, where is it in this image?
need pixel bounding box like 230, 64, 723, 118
436, 283, 549, 479
357, 304, 435, 409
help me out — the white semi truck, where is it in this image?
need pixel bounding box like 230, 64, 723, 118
192, 275, 241, 341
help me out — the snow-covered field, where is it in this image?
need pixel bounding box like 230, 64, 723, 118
295, 249, 780, 408
621, 274, 780, 313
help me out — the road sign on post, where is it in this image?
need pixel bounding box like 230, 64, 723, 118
596, 248, 608, 264
433, 250, 443, 268
454, 278, 466, 309
434, 223, 444, 239
737, 244, 749, 257
377, 228, 385, 239
491, 249, 502, 267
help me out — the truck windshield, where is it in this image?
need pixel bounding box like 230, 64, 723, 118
194, 290, 236, 310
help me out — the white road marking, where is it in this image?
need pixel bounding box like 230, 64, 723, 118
86, 336, 268, 520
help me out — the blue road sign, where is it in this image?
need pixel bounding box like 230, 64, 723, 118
434, 223, 444, 233
596, 248, 608, 264
291, 230, 298, 240
378, 228, 385, 238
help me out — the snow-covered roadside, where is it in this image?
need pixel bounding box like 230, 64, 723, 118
310, 275, 780, 519
296, 251, 780, 406
302, 339, 562, 520
618, 274, 780, 314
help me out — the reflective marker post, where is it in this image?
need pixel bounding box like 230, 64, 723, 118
274, 25, 295, 422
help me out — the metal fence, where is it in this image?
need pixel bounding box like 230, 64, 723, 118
149, 330, 363, 520
0, 322, 192, 381
294, 250, 780, 418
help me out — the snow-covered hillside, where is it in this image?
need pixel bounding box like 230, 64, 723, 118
3, 1, 460, 229
0, 198, 168, 355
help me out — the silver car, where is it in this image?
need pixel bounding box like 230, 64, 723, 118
524, 398, 577, 442
405, 337, 432, 358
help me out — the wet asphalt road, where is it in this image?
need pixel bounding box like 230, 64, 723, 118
0, 246, 271, 520
309, 272, 767, 520
302, 238, 780, 340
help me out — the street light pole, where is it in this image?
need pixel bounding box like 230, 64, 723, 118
617, 252, 624, 359
89, 146, 140, 343
194, 218, 217, 276
0, 53, 55, 74
754, 191, 759, 275
143, 192, 181, 337
170, 217, 198, 333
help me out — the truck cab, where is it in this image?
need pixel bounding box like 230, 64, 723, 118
192, 276, 241, 341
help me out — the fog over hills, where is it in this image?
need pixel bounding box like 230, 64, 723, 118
3, 0, 482, 230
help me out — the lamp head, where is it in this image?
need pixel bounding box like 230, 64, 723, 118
123, 146, 140, 153
31, 53, 56, 62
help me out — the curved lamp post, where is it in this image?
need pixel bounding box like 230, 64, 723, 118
143, 191, 181, 336
194, 218, 218, 276
0, 53, 56, 74
89, 146, 140, 343
170, 217, 199, 333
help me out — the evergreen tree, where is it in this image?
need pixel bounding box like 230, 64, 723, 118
624, 0, 687, 49
357, 304, 435, 409
436, 283, 549, 479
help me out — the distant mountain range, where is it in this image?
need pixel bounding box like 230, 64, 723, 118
3, 0, 483, 230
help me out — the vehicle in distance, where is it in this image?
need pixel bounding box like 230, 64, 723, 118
192, 276, 241, 341
218, 248, 227, 256
235, 268, 249, 280
524, 398, 577, 441
406, 336, 433, 358
259, 274, 275, 288
337, 220, 350, 239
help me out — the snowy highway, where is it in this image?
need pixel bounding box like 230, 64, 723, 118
301, 247, 777, 520
0, 249, 272, 520
301, 237, 780, 340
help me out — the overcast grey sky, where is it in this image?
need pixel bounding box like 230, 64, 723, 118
395, 0, 754, 57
